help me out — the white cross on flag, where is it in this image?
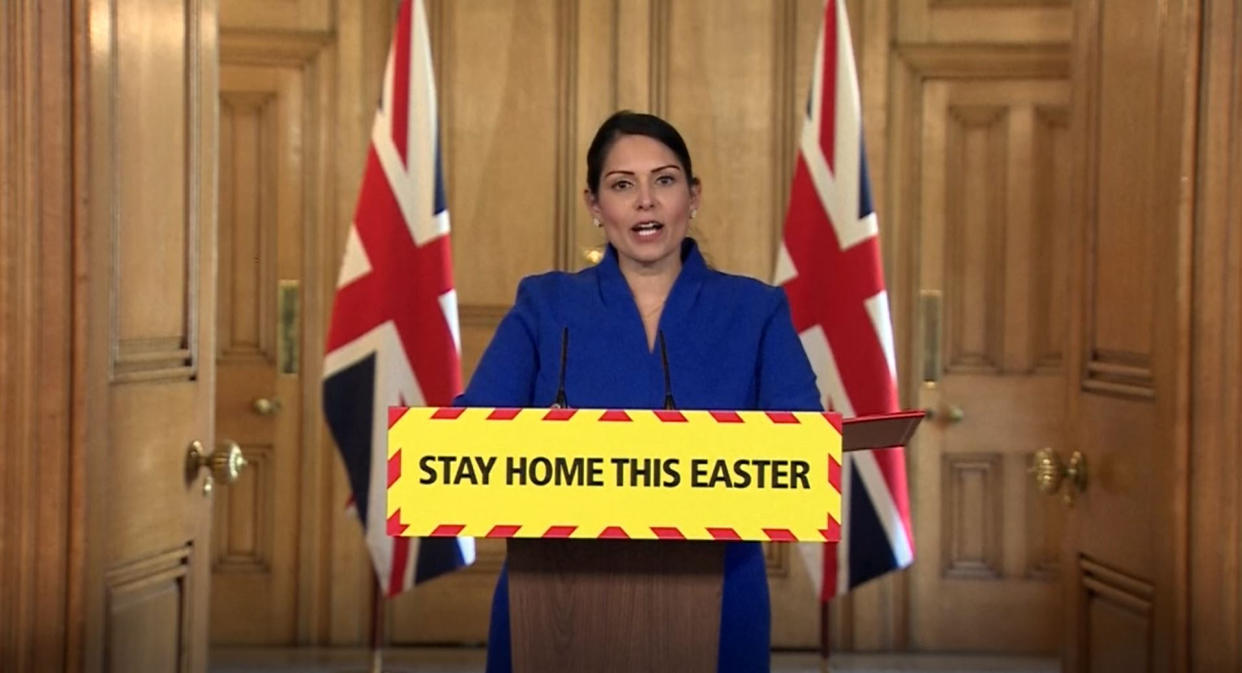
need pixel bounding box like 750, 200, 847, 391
774, 0, 915, 600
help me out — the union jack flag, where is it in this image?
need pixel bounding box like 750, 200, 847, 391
323, 0, 474, 597
775, 0, 914, 600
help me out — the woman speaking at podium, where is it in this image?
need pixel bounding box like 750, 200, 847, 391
454, 110, 822, 673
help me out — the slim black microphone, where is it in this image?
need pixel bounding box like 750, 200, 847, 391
552, 326, 569, 408
658, 330, 676, 410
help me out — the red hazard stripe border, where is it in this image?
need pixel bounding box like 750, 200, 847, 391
417, 407, 848, 428
403, 523, 836, 542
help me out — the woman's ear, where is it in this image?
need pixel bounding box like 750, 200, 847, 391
583, 188, 601, 219
689, 178, 702, 211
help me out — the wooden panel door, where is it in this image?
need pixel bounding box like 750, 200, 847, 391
1060, 0, 1196, 670
911, 77, 1071, 653
83, 0, 220, 671
209, 59, 309, 645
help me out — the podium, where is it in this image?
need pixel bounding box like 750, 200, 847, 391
508, 539, 724, 672
502, 411, 923, 673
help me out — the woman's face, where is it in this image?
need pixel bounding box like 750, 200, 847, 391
586, 134, 700, 272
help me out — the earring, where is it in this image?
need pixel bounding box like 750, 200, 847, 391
690, 209, 698, 220
592, 217, 602, 227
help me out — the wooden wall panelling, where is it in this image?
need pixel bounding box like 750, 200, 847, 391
941, 453, 1004, 579
897, 0, 1072, 45
1080, 0, 1162, 399
570, 0, 613, 270
220, 0, 331, 32
663, 0, 780, 280
0, 1, 78, 671
1190, 0, 1242, 670
441, 0, 560, 309
613, 0, 656, 113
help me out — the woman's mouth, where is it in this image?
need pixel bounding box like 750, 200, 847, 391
631, 221, 664, 239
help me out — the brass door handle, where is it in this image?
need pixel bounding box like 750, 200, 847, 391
1030, 448, 1087, 506
252, 397, 283, 416
921, 404, 965, 424
186, 439, 248, 492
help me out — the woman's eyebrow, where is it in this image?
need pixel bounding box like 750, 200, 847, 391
603, 164, 682, 178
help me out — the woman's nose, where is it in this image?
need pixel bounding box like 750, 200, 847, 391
636, 183, 655, 209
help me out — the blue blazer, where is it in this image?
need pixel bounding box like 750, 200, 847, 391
454, 238, 821, 673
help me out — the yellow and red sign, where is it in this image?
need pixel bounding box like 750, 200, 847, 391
386, 407, 843, 542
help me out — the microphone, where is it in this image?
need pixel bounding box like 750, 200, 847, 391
658, 331, 676, 410
551, 326, 569, 408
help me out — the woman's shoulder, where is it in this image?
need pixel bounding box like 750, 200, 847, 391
514, 265, 598, 297
701, 267, 788, 310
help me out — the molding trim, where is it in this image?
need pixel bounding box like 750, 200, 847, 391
220, 29, 334, 65
896, 44, 1070, 79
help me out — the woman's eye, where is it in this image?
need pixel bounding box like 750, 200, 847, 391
656, 175, 676, 185
610, 180, 631, 190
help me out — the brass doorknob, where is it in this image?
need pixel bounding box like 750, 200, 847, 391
186, 439, 248, 486
921, 404, 965, 424
252, 397, 283, 416
1030, 448, 1087, 506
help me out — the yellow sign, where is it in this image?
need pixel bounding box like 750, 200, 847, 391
386, 407, 843, 542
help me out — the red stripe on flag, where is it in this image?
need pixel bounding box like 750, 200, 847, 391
824, 544, 839, 599
819, 0, 838, 169
387, 450, 402, 487
765, 411, 800, 424
543, 525, 578, 538
709, 411, 743, 423
388, 407, 409, 428
707, 528, 742, 541
651, 527, 686, 540
430, 524, 466, 537
598, 526, 629, 539
653, 410, 687, 422
486, 525, 522, 538
487, 408, 522, 420
543, 408, 577, 421
389, 536, 411, 597
764, 528, 798, 542
599, 410, 632, 422
431, 407, 465, 420
390, 0, 411, 163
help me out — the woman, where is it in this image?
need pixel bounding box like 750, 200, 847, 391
454, 110, 822, 673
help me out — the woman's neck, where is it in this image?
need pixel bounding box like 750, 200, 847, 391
618, 252, 681, 350
618, 252, 681, 303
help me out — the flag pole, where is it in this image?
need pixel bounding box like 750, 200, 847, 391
820, 600, 830, 671
370, 578, 385, 673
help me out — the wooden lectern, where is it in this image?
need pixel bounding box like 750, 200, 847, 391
505, 411, 923, 673
509, 539, 724, 673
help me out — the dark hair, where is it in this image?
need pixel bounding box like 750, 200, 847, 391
585, 110, 697, 194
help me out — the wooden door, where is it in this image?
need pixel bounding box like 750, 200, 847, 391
911, 77, 1071, 653
209, 55, 310, 646
83, 0, 221, 671
1059, 0, 1196, 670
